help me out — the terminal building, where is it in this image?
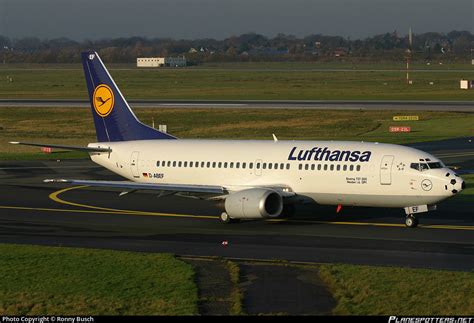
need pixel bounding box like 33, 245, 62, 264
136, 57, 186, 68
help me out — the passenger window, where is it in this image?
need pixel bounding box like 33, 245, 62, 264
236, 162, 240, 168
189, 161, 193, 167
263, 163, 267, 169
206, 162, 210, 168
286, 163, 290, 170
167, 161, 171, 167
343, 165, 347, 171
212, 162, 216, 168
274, 163, 278, 169
350, 165, 354, 171
299, 164, 302, 170
317, 164, 321, 170
230, 162, 234, 168
330, 164, 334, 171
311, 164, 315, 171
336, 165, 341, 171
249, 163, 253, 169
201, 162, 205, 168
178, 161, 182, 167
243, 162, 247, 169
305, 164, 309, 170
269, 163, 273, 170
218, 162, 222, 168
224, 162, 228, 168
356, 165, 361, 171
324, 164, 328, 171
156, 161, 160, 167
256, 163, 260, 169
173, 161, 176, 167
280, 163, 284, 170
184, 161, 187, 167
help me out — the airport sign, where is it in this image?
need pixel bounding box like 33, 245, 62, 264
389, 126, 411, 133
393, 116, 419, 121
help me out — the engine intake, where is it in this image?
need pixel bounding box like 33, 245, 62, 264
224, 188, 283, 219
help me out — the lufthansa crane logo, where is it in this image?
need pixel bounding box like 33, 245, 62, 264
421, 179, 433, 191
93, 84, 114, 117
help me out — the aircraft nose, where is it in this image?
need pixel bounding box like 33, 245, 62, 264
446, 173, 464, 195
451, 178, 465, 194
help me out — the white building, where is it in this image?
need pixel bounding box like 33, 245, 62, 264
137, 57, 186, 68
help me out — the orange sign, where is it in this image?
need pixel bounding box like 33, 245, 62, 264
389, 126, 411, 133
41, 147, 52, 153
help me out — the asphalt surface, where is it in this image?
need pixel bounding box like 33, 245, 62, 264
0, 99, 474, 111
0, 137, 473, 271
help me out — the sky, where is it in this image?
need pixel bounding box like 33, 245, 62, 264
0, 0, 472, 40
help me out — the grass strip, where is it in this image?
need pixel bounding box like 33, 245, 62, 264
225, 260, 244, 315
2, 108, 474, 158
0, 244, 198, 315
319, 263, 474, 315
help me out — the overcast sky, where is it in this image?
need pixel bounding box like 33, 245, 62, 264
0, 0, 472, 40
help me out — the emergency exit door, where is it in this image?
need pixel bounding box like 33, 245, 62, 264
380, 155, 394, 185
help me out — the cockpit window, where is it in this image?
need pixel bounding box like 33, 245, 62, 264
410, 163, 429, 171
411, 162, 444, 171
427, 162, 443, 169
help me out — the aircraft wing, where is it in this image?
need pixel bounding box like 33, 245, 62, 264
44, 179, 296, 200
9, 141, 111, 153
44, 179, 225, 195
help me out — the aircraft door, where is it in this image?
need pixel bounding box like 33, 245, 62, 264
255, 159, 262, 176
130, 151, 140, 178
380, 155, 394, 185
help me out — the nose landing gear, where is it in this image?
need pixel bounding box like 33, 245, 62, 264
405, 215, 419, 228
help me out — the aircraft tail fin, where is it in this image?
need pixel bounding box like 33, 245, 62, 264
81, 51, 176, 142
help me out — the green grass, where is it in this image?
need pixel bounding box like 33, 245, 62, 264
0, 151, 88, 160
0, 244, 198, 315
1, 108, 473, 160
195, 61, 474, 71
1, 63, 474, 100
452, 174, 474, 202
319, 264, 474, 315
461, 175, 474, 196
225, 260, 244, 315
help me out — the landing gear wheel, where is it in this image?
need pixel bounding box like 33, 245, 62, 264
220, 212, 231, 224
405, 215, 419, 228
220, 212, 239, 224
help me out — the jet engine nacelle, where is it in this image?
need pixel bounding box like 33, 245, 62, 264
224, 188, 283, 219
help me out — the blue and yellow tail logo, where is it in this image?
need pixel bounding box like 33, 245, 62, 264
93, 84, 114, 117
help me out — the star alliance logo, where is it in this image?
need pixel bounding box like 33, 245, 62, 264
396, 162, 406, 171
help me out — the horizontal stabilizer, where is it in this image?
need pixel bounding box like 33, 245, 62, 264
9, 141, 111, 153
44, 179, 225, 194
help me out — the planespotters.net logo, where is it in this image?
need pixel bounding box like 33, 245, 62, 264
389, 317, 474, 323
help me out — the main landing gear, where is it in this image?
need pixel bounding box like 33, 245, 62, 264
405, 215, 419, 228
220, 212, 239, 224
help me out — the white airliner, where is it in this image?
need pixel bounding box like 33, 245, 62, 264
11, 51, 465, 228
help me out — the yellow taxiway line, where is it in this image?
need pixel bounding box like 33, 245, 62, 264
1, 185, 472, 231
48, 185, 216, 219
